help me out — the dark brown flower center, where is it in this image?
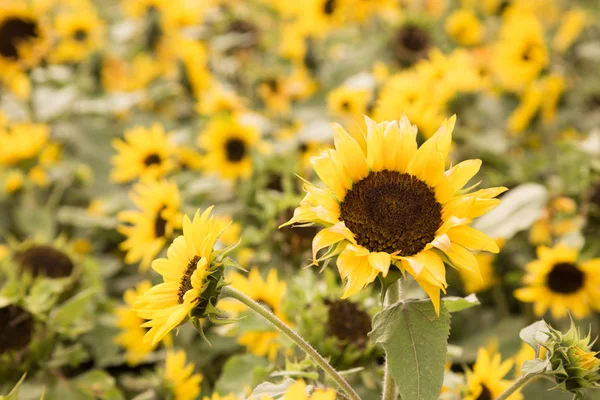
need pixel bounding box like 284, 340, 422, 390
340, 170, 442, 256
143, 153, 162, 166
399, 25, 430, 52
154, 207, 167, 238
341, 100, 351, 112
325, 299, 371, 348
19, 245, 74, 278
178, 255, 200, 303
547, 262, 585, 294
73, 28, 88, 42
476, 384, 492, 400
225, 138, 246, 162
0, 305, 34, 355
323, 0, 336, 15
0, 17, 39, 59
264, 78, 279, 93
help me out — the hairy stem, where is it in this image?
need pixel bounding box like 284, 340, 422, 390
495, 373, 541, 400
382, 280, 401, 400
220, 286, 361, 400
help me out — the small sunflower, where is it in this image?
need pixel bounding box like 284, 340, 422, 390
136, 207, 224, 345
514, 244, 600, 319
114, 280, 163, 366
117, 179, 182, 270
51, 8, 104, 64
391, 23, 432, 66
258, 75, 292, 114
327, 86, 371, 117
162, 349, 203, 400
0, 2, 51, 96
14, 243, 75, 279
463, 347, 522, 400
219, 268, 288, 360
0, 122, 49, 166
111, 123, 176, 183
445, 9, 483, 47
284, 116, 506, 313
198, 117, 260, 180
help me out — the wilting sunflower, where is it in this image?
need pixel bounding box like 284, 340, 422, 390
162, 350, 203, 400
111, 123, 176, 183
0, 2, 51, 97
198, 117, 260, 180
114, 280, 162, 366
51, 8, 104, 64
220, 268, 288, 360
463, 347, 522, 400
284, 116, 506, 313
117, 179, 182, 270
514, 244, 600, 319
136, 207, 223, 345
0, 121, 49, 166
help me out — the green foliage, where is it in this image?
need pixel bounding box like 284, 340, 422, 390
214, 354, 270, 396
369, 299, 451, 400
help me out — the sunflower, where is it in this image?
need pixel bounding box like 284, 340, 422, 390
101, 53, 164, 93
162, 349, 203, 400
492, 8, 548, 92
514, 244, 600, 319
284, 116, 506, 313
195, 85, 246, 116
0, 122, 49, 166
14, 243, 75, 279
219, 268, 288, 360
462, 347, 522, 400
198, 117, 260, 180
3, 169, 24, 194
177, 38, 212, 100
136, 207, 223, 345
114, 280, 162, 365
263, 380, 336, 400
117, 179, 182, 270
51, 8, 104, 64
445, 9, 483, 47
111, 123, 176, 183
258, 75, 292, 114
552, 9, 587, 53
327, 86, 371, 117
0, 2, 51, 97
391, 22, 432, 66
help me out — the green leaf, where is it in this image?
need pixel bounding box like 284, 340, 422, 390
214, 354, 270, 396
521, 359, 550, 376
520, 320, 550, 354
249, 379, 296, 399
1, 374, 26, 400
442, 294, 480, 313
51, 288, 96, 329
369, 299, 451, 400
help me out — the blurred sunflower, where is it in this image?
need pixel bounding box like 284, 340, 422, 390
264, 380, 336, 400
493, 8, 548, 92
0, 2, 51, 98
162, 350, 203, 400
198, 117, 260, 180
220, 268, 288, 360
177, 39, 212, 100
514, 245, 600, 319
391, 22, 432, 66
136, 208, 223, 345
258, 75, 292, 114
117, 179, 182, 270
445, 9, 483, 47
111, 123, 176, 183
327, 86, 371, 117
462, 347, 522, 400
13, 242, 76, 279
0, 121, 49, 166
114, 280, 163, 365
51, 8, 104, 64
195, 85, 246, 116
284, 116, 505, 313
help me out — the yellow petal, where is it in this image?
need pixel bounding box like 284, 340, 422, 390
331, 123, 369, 183
445, 159, 482, 193
311, 150, 347, 199
311, 222, 355, 263
392, 115, 418, 173
368, 252, 391, 277
447, 225, 499, 253
444, 242, 480, 275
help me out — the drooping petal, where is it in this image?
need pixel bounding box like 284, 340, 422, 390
368, 252, 391, 277
445, 159, 482, 193
311, 222, 356, 263
447, 225, 500, 253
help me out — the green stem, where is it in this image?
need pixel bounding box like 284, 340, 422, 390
494, 373, 541, 400
382, 281, 401, 400
220, 286, 361, 400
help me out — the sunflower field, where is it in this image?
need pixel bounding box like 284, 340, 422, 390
2, 0, 600, 399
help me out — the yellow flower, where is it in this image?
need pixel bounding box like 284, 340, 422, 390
553, 9, 587, 53
263, 380, 336, 400
0, 122, 49, 166
51, 7, 104, 64
198, 117, 260, 180
136, 207, 223, 345
111, 123, 176, 183
163, 350, 203, 400
177, 38, 212, 100
540, 74, 566, 124
445, 9, 483, 46
284, 116, 506, 313
117, 179, 182, 270
220, 268, 288, 360
514, 244, 600, 319
195, 85, 246, 116
507, 81, 544, 134
0, 2, 51, 97
175, 147, 203, 171
492, 8, 548, 92
115, 280, 162, 366
327, 86, 371, 117
3, 169, 24, 193
101, 53, 163, 93
202, 394, 239, 400
28, 165, 49, 187
463, 347, 522, 400
258, 75, 293, 114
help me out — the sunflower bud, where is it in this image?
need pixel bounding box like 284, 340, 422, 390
546, 322, 600, 396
